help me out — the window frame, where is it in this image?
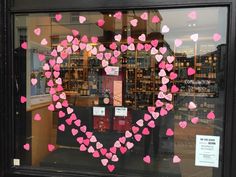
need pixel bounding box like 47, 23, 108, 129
1, 0, 236, 177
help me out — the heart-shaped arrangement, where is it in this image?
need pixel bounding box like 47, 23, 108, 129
20, 11, 217, 172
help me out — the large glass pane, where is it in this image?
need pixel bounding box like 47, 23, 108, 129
14, 7, 227, 177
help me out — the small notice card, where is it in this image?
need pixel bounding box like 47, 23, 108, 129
115, 107, 128, 117
195, 135, 220, 168
93, 107, 105, 116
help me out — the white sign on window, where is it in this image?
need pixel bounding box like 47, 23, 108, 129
115, 107, 128, 117
93, 107, 105, 116
195, 135, 220, 168
106, 66, 119, 76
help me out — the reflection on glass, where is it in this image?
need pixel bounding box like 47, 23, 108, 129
14, 7, 227, 177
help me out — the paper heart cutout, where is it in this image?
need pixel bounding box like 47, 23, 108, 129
130, 19, 138, 27
171, 85, 179, 93
175, 39, 183, 47
113, 11, 122, 20
151, 39, 158, 47
21, 42, 27, 49
34, 113, 41, 121
127, 36, 134, 44
207, 111, 215, 120
191, 117, 199, 124
79, 16, 86, 23
114, 34, 122, 42
166, 128, 174, 136
31, 78, 38, 85
152, 16, 160, 23
188, 101, 197, 110
34, 28, 41, 36
23, 143, 30, 151
140, 12, 148, 20
137, 43, 144, 51
161, 25, 170, 33
179, 121, 187, 129
138, 34, 146, 42
55, 13, 62, 22
20, 96, 27, 103
188, 11, 197, 20
97, 19, 105, 27
48, 144, 55, 152
41, 38, 48, 46
213, 33, 221, 42
143, 155, 151, 164
173, 155, 181, 163
187, 67, 196, 76
159, 47, 167, 55
190, 33, 198, 42
72, 29, 79, 36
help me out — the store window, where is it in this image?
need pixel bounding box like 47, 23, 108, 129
14, 7, 227, 177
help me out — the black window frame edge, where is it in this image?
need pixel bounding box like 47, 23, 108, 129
1, 0, 236, 177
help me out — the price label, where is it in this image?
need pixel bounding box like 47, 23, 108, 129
115, 107, 128, 117
93, 107, 105, 116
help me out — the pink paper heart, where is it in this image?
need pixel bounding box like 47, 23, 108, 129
171, 85, 179, 93
167, 56, 175, 63
188, 101, 197, 110
79, 16, 86, 23
127, 36, 134, 44
114, 34, 122, 42
99, 44, 106, 52
155, 100, 164, 107
155, 54, 163, 62
159, 47, 167, 54
130, 19, 138, 27
21, 42, 27, 49
38, 54, 45, 61
55, 13, 62, 22
107, 164, 115, 172
102, 60, 109, 67
151, 112, 159, 119
144, 44, 152, 52
137, 43, 144, 51
113, 50, 120, 58
121, 44, 128, 52
126, 142, 134, 149
170, 72, 178, 80
148, 106, 155, 113
152, 16, 160, 23
142, 128, 150, 135
166, 128, 174, 136
88, 146, 95, 153
160, 84, 167, 92
113, 11, 122, 20
191, 117, 199, 124
213, 33, 221, 42
48, 144, 55, 152
179, 121, 187, 129
159, 61, 166, 69
187, 67, 196, 76
162, 77, 169, 85
128, 43, 135, 51
97, 19, 105, 27
148, 120, 155, 128
41, 38, 48, 46
80, 125, 87, 133
23, 143, 30, 151
151, 39, 158, 47
173, 155, 181, 163
67, 35, 73, 43
120, 147, 127, 154
132, 126, 139, 134
140, 12, 148, 20
188, 11, 197, 20
33, 113, 41, 121
151, 47, 158, 55
48, 104, 55, 111
175, 39, 183, 47
20, 96, 27, 103
101, 159, 109, 166
165, 64, 173, 72
207, 111, 215, 120
58, 124, 65, 131
158, 69, 166, 77
72, 29, 79, 36
31, 78, 38, 85
143, 155, 151, 164
34, 28, 41, 36
136, 119, 144, 127
125, 131, 132, 138
96, 53, 103, 60
138, 34, 146, 42
109, 42, 117, 50
160, 108, 168, 116
144, 114, 151, 121
134, 134, 142, 141
58, 111, 65, 118
71, 128, 78, 136
110, 57, 118, 64
166, 103, 173, 111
